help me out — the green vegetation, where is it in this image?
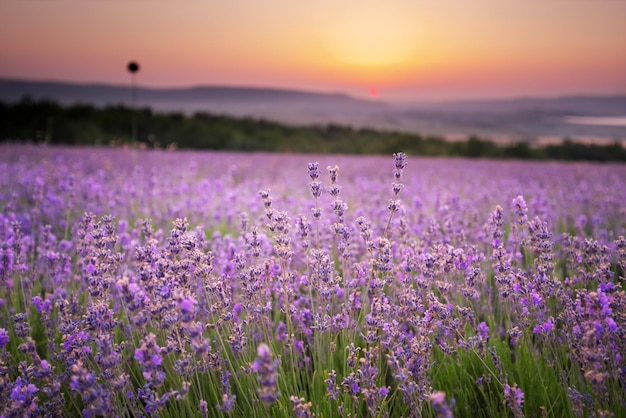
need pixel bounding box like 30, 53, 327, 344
1, 98, 625, 161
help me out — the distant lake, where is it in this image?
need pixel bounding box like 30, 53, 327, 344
564, 116, 626, 127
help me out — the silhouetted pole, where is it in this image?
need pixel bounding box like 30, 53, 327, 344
127, 61, 140, 144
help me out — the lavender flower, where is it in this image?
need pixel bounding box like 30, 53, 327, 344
504, 383, 524, 418
177, 294, 197, 322
477, 321, 490, 340
512, 195, 528, 225
0, 328, 9, 348
134, 333, 166, 387
216, 393, 236, 413
308, 162, 321, 180
199, 399, 209, 418
325, 369, 340, 400
253, 343, 280, 404
7, 377, 40, 417
393, 151, 407, 174
290, 395, 314, 418
429, 391, 454, 418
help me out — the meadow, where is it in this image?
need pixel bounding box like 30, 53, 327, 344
0, 144, 624, 417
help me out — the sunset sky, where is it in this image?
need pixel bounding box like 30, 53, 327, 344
1, 0, 625, 101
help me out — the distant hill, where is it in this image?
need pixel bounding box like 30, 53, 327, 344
1, 78, 625, 144
0, 78, 376, 105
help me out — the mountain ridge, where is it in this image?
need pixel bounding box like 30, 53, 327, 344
0, 78, 376, 105
3, 77, 626, 109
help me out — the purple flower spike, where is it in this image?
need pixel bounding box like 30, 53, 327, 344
429, 391, 454, 418
477, 322, 490, 340
0, 328, 9, 348
605, 317, 618, 332
253, 343, 280, 404
504, 383, 524, 418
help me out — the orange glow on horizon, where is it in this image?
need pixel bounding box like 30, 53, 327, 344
0, 1, 624, 100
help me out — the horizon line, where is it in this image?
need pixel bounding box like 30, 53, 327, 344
2, 75, 626, 105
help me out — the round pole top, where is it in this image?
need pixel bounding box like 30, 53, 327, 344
127, 61, 139, 73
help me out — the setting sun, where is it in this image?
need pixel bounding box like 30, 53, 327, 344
322, 10, 418, 70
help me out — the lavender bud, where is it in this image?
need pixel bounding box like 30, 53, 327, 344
308, 162, 320, 180
393, 152, 407, 171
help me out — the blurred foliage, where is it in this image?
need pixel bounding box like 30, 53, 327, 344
1, 98, 625, 161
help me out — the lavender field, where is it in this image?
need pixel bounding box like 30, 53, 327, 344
1, 144, 625, 417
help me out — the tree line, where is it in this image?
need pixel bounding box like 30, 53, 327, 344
1, 98, 624, 161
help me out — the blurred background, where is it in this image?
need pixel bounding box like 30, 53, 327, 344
1, 0, 625, 155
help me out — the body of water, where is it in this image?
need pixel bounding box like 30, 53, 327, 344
564, 116, 626, 127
